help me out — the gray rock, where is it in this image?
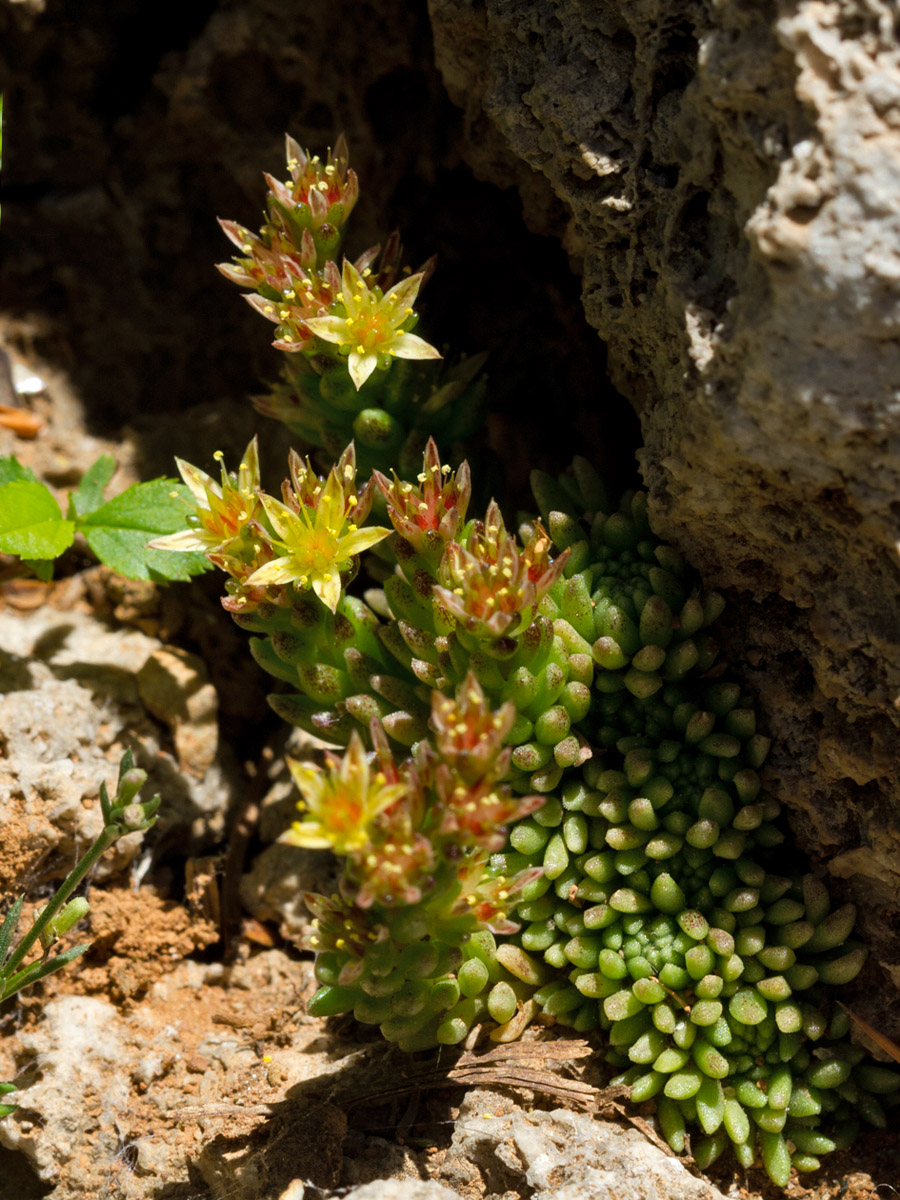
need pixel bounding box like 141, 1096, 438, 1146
441, 1093, 727, 1200
342, 1183, 460, 1200
0, 606, 241, 878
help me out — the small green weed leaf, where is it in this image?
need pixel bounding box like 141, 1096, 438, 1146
69, 455, 116, 517
80, 479, 210, 581
0, 481, 75, 559
24, 558, 54, 581
0, 455, 38, 486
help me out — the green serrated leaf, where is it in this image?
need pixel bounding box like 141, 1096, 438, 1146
24, 559, 54, 581
69, 455, 116, 518
79, 478, 210, 582
0, 455, 39, 486
0, 481, 75, 559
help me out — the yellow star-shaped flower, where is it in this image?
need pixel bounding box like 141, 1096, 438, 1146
305, 259, 441, 390
282, 733, 408, 855
246, 460, 390, 611
148, 438, 261, 555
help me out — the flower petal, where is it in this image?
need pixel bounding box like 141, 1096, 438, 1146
176, 458, 220, 505
348, 350, 379, 391
304, 315, 349, 344
147, 528, 219, 553
340, 525, 392, 557
389, 332, 442, 361
312, 569, 342, 613
281, 825, 334, 850
245, 557, 302, 587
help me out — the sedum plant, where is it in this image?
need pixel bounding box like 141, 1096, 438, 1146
146, 134, 898, 1185
217, 134, 486, 478
1, 752, 160, 1116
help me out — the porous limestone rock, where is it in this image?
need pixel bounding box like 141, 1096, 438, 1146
0, 605, 240, 883
429, 0, 900, 1024
441, 1091, 728, 1200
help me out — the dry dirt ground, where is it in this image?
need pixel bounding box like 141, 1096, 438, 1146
1, 341, 898, 1200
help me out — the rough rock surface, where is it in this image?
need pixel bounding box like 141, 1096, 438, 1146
0, 604, 241, 876
442, 1092, 727, 1200
429, 0, 900, 1020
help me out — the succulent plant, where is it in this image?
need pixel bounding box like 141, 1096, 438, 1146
154, 137, 900, 1188
156, 434, 899, 1186
218, 135, 487, 477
